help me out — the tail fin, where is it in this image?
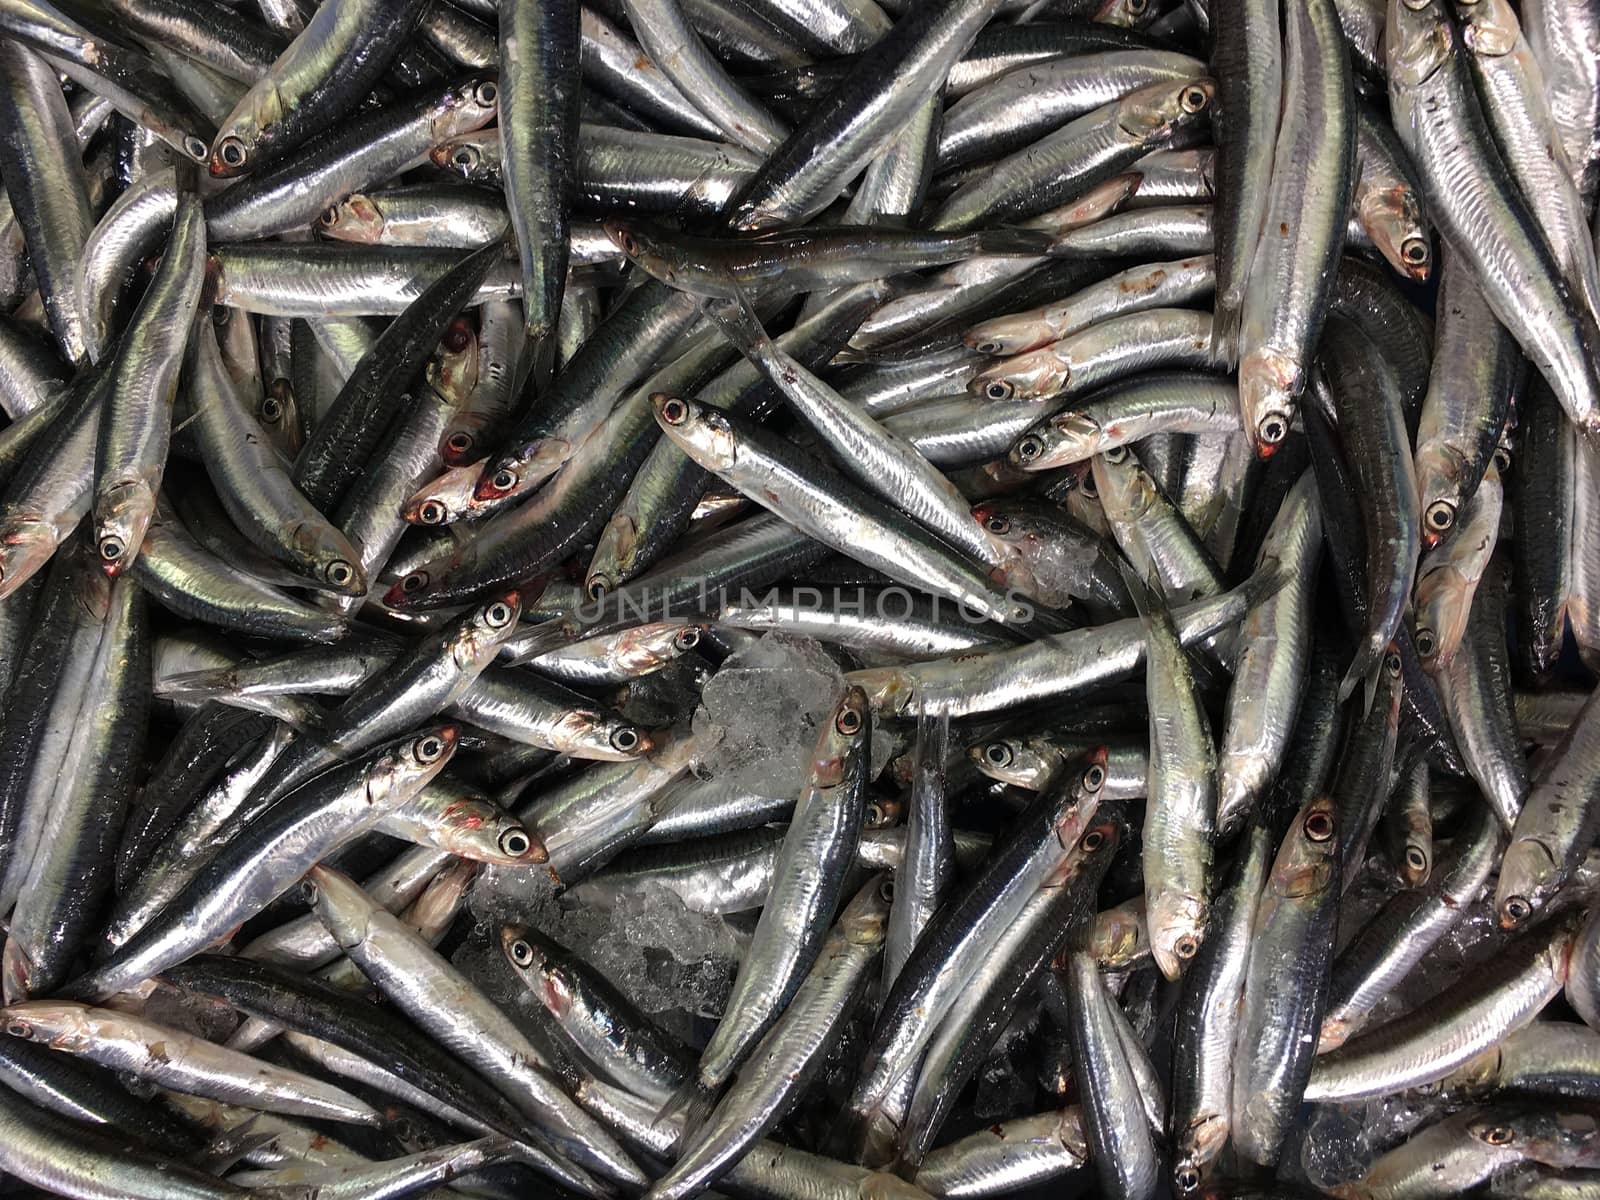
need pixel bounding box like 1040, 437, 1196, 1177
973, 228, 1054, 257
1211, 298, 1241, 369
655, 1076, 718, 1141
701, 290, 771, 358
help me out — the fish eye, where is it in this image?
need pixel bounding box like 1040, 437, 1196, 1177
474, 81, 498, 106
1180, 85, 1210, 114
1401, 236, 1430, 266
1479, 1124, 1515, 1146
216, 136, 247, 167
4, 1020, 31, 1038
1174, 1163, 1201, 1194
1303, 808, 1334, 842
659, 396, 690, 425
983, 741, 1013, 768
1259, 413, 1289, 445
98, 535, 124, 562
401, 570, 429, 593
1080, 827, 1106, 852
983, 379, 1016, 401
1014, 436, 1043, 462
1126, 0, 1149, 13
325, 560, 355, 587
500, 829, 531, 858
1502, 894, 1532, 924
877, 877, 895, 903
866, 802, 885, 826
452, 146, 477, 168
673, 626, 700, 651
1425, 500, 1455, 532
491, 468, 518, 493
418, 500, 446, 525
1405, 845, 1428, 872
587, 575, 610, 601
260, 395, 283, 422
509, 938, 534, 967
415, 735, 446, 762
1084, 763, 1106, 791
183, 135, 209, 162
611, 726, 641, 752
1079, 474, 1099, 499
1385, 651, 1403, 676
484, 600, 513, 627
318, 205, 341, 227
1174, 934, 1199, 959
985, 514, 1011, 535
1414, 628, 1437, 658
974, 339, 1003, 355
836, 705, 863, 736
447, 432, 474, 455
1102, 445, 1128, 465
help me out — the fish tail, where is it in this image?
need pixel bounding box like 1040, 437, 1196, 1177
973, 227, 1053, 257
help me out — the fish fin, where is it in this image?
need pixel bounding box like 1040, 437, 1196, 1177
1337, 650, 1381, 713
189, 1116, 276, 1175
973, 227, 1054, 257
1114, 557, 1164, 621
154, 666, 234, 700
701, 288, 771, 357
656, 1076, 717, 1139
1211, 299, 1241, 368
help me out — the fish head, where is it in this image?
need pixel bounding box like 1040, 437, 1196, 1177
1172, 1113, 1227, 1195
1414, 443, 1469, 546
430, 136, 495, 183
1119, 76, 1215, 141
587, 514, 638, 598
811, 686, 869, 787
0, 1000, 91, 1048
317, 194, 386, 244
652, 393, 737, 470
602, 220, 699, 290
558, 707, 651, 761
970, 352, 1064, 402
1089, 444, 1156, 522
1272, 794, 1340, 900
426, 319, 481, 408
1148, 889, 1209, 980
1483, 1105, 1600, 1165
971, 734, 1053, 789
1387, 0, 1454, 88
1237, 347, 1301, 457
1095, 0, 1154, 27
435, 75, 500, 140
405, 462, 482, 526
258, 379, 301, 457
1354, 182, 1433, 282
305, 866, 377, 949
93, 479, 156, 578
370, 726, 459, 808
865, 794, 902, 829
1028, 410, 1103, 468
606, 621, 703, 677
287, 520, 366, 596
964, 315, 1058, 358
1496, 836, 1562, 927
1456, 0, 1520, 57
1045, 798, 1123, 886
209, 113, 265, 179
449, 589, 524, 668
840, 875, 893, 946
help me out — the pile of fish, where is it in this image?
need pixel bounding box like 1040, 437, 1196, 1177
4, 0, 1600, 1195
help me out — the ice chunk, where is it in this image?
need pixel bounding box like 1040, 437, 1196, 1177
691, 633, 846, 795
